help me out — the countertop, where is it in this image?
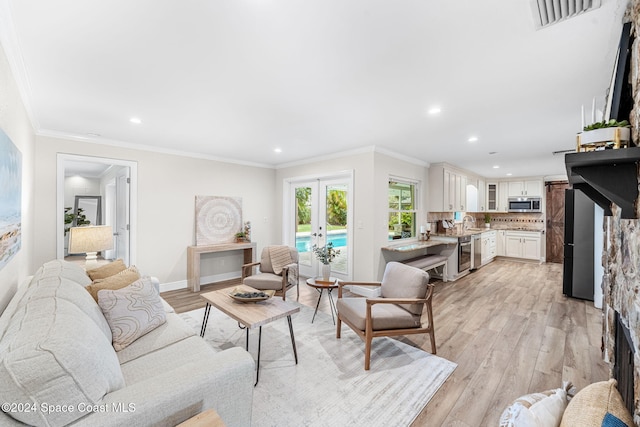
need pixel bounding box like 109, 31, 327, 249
382, 238, 454, 252
430, 227, 544, 238
383, 228, 544, 252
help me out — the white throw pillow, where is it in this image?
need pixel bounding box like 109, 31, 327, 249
98, 277, 167, 351
500, 382, 575, 427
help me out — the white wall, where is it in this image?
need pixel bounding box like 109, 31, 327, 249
275, 148, 428, 282
373, 151, 429, 278
0, 42, 35, 313
64, 176, 101, 209
34, 135, 277, 287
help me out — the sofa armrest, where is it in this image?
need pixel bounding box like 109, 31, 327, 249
71, 347, 254, 427
150, 276, 160, 293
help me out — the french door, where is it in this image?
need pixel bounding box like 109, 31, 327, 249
287, 174, 352, 280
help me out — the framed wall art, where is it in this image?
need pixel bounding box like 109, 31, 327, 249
0, 129, 22, 271
195, 195, 242, 245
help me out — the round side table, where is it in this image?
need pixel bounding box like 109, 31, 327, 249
305, 277, 339, 324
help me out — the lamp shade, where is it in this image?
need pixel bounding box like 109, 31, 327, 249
68, 225, 114, 254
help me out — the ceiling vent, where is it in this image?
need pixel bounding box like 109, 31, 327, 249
530, 0, 602, 29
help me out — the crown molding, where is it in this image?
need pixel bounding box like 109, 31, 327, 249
37, 129, 275, 169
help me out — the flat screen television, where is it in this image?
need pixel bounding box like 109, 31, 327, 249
605, 21, 634, 123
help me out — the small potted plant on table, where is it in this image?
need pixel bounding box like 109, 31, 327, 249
312, 241, 341, 280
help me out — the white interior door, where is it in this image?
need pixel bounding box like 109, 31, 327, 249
115, 168, 130, 265
289, 175, 352, 280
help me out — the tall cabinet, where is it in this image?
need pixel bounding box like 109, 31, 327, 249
430, 164, 467, 212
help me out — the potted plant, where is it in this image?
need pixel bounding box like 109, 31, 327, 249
312, 242, 341, 280
579, 119, 631, 151
484, 213, 491, 228
235, 231, 247, 243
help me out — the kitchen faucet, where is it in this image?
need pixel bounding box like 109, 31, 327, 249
462, 215, 475, 230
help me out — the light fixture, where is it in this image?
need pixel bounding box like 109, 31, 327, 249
428, 107, 441, 115
493, 165, 500, 169
468, 136, 478, 142
274, 148, 282, 153
68, 225, 114, 269
506, 173, 513, 176
130, 117, 142, 124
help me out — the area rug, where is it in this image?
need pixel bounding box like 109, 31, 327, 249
180, 303, 456, 427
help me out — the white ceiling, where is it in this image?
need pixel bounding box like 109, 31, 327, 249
0, 0, 630, 178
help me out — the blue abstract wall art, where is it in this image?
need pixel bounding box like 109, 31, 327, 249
0, 129, 21, 270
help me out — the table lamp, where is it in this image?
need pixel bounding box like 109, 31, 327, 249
68, 225, 114, 269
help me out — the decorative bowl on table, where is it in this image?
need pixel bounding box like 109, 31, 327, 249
228, 288, 275, 303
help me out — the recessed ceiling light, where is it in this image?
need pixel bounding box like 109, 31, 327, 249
274, 148, 282, 153
493, 165, 500, 169
130, 117, 142, 124
468, 136, 478, 142
428, 107, 441, 115
506, 173, 513, 176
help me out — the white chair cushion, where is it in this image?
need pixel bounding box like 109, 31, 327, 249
380, 261, 429, 315
336, 298, 422, 331
243, 272, 285, 290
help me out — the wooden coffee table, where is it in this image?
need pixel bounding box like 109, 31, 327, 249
306, 277, 338, 324
199, 284, 300, 385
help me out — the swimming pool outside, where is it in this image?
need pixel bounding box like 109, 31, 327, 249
295, 231, 347, 253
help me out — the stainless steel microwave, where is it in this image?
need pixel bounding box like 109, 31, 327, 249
508, 197, 541, 213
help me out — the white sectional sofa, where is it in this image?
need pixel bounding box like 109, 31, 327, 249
0, 260, 254, 427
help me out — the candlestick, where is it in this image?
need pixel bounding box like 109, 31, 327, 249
425, 223, 431, 232
591, 97, 596, 124
420, 225, 425, 234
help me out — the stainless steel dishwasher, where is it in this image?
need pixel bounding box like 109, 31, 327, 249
471, 233, 482, 270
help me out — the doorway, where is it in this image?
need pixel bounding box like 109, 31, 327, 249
285, 173, 353, 281
545, 181, 569, 263
57, 154, 137, 265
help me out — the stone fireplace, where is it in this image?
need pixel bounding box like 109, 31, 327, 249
594, 1, 640, 424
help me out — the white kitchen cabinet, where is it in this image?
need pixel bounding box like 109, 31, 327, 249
496, 230, 506, 256
507, 179, 543, 197
487, 183, 497, 211
477, 178, 486, 211
454, 174, 467, 211
429, 165, 467, 212
481, 231, 496, 265
498, 182, 509, 212
504, 231, 541, 260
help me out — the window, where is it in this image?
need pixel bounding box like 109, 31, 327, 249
388, 179, 417, 240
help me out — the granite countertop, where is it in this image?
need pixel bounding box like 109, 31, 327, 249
382, 239, 454, 252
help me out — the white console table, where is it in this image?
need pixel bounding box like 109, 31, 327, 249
187, 242, 257, 292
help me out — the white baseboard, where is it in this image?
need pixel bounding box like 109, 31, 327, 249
158, 272, 241, 293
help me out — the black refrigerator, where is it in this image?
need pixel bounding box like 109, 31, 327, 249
562, 188, 594, 300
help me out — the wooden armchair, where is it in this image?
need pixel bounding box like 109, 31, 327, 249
336, 261, 435, 370
241, 245, 299, 301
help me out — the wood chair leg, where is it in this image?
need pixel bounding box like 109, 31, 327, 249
364, 335, 372, 370
336, 316, 341, 338
430, 328, 436, 354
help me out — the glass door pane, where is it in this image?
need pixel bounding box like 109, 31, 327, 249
324, 183, 348, 276
294, 183, 316, 277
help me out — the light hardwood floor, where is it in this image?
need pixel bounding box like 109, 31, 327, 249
161, 259, 608, 427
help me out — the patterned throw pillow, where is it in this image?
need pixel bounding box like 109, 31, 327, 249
85, 266, 140, 301
97, 277, 167, 351
86, 258, 127, 280
500, 382, 575, 427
